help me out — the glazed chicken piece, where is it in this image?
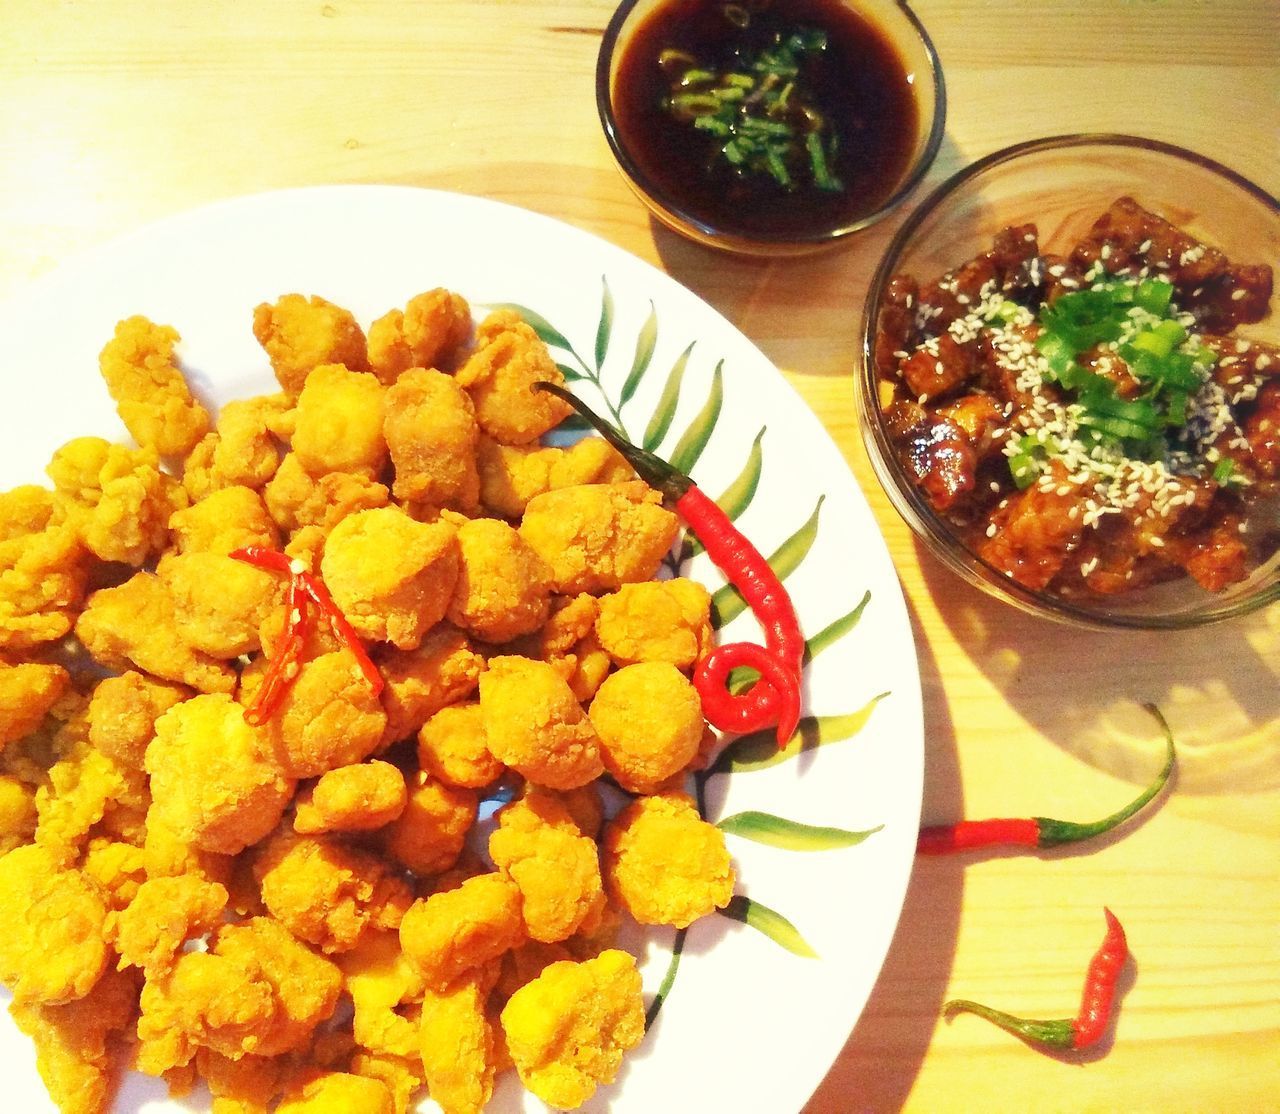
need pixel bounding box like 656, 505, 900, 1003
977, 464, 1085, 590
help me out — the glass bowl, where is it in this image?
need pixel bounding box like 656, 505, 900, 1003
857, 133, 1280, 629
596, 0, 945, 257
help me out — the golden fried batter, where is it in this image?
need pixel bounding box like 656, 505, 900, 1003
476, 434, 634, 519
292, 363, 388, 480
276, 1070, 396, 1114
366, 287, 472, 384
160, 551, 281, 658
447, 516, 553, 643
416, 702, 502, 790
454, 310, 573, 445
381, 772, 477, 877
588, 662, 704, 794
0, 659, 69, 750
478, 655, 603, 790
399, 872, 525, 992
374, 624, 484, 747
384, 368, 481, 510
254, 829, 413, 954
489, 793, 606, 944
293, 760, 408, 835
603, 792, 735, 928
0, 843, 109, 1004
145, 693, 295, 855
320, 506, 459, 651
86, 670, 190, 770
417, 967, 497, 1114
519, 480, 679, 595
168, 484, 281, 554
98, 315, 210, 458
252, 293, 369, 396
500, 949, 644, 1110
595, 577, 712, 668
109, 873, 229, 976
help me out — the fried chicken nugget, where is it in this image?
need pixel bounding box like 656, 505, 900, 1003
254, 829, 413, 954
366, 288, 472, 384
0, 493, 87, 653
9, 964, 139, 1114
588, 663, 703, 794
454, 310, 573, 445
478, 656, 603, 790
0, 843, 109, 1004
169, 484, 281, 555
320, 506, 460, 651
518, 480, 679, 596
489, 793, 606, 944
476, 434, 634, 519
446, 517, 553, 644
48, 436, 188, 566
337, 929, 425, 1060
252, 293, 370, 397
399, 873, 525, 992
98, 315, 210, 458
159, 551, 281, 659
276, 1071, 396, 1114
384, 368, 481, 510
0, 773, 37, 854
263, 452, 391, 537
375, 624, 484, 746
293, 760, 408, 835
499, 949, 644, 1111
197, 1048, 283, 1114
417, 968, 497, 1114
602, 792, 735, 928
416, 702, 503, 789
200, 395, 289, 494
594, 577, 712, 668
87, 670, 191, 770
136, 916, 342, 1073
109, 873, 229, 976
381, 772, 477, 877
36, 733, 148, 864
76, 572, 236, 694
292, 363, 388, 480
145, 693, 295, 855
0, 659, 69, 750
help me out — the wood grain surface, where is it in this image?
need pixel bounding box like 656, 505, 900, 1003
1, 2, 1276, 1112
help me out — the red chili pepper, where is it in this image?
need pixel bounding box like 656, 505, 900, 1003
229, 546, 384, 719
535, 383, 803, 747
944, 908, 1129, 1051
917, 703, 1175, 854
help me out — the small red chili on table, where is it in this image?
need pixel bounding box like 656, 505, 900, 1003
535, 382, 803, 748
230, 545, 383, 725
944, 907, 1130, 1051
917, 703, 1175, 855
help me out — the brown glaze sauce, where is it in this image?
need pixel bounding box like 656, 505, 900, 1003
612, 0, 919, 240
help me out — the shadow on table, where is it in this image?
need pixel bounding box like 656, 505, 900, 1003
802, 591, 965, 1114
914, 538, 1280, 795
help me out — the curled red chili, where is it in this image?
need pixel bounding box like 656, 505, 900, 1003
917, 703, 1175, 854
944, 907, 1129, 1051
230, 546, 384, 723
536, 382, 803, 747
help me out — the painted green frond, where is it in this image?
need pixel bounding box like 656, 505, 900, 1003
725, 589, 873, 694
619, 302, 658, 407
593, 275, 615, 372
719, 895, 817, 958
681, 426, 766, 563
717, 812, 883, 851
644, 927, 687, 1030
803, 590, 872, 663
642, 340, 696, 451
711, 494, 825, 628
668, 360, 724, 477
556, 361, 588, 383
708, 692, 890, 776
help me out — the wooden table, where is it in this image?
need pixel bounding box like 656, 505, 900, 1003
1, 2, 1276, 1111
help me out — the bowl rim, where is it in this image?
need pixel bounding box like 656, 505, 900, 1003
857, 131, 1280, 630
595, 0, 948, 249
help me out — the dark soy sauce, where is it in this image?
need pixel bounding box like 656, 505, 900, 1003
613, 0, 920, 240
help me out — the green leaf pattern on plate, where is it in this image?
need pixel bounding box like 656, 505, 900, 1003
504, 282, 893, 1012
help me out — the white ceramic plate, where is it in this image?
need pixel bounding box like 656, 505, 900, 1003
0, 187, 923, 1113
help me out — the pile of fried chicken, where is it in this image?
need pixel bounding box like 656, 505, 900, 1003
0, 289, 737, 1114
